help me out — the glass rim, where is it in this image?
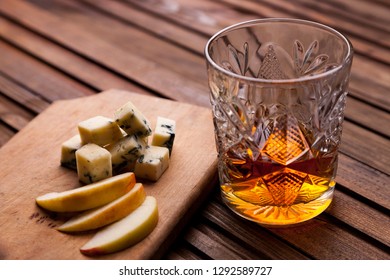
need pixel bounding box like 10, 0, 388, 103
204, 18, 354, 84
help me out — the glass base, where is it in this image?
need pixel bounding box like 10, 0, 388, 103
221, 188, 334, 227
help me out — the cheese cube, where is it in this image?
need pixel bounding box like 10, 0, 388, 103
114, 101, 152, 137
134, 146, 169, 181
78, 116, 123, 146
151, 117, 176, 155
76, 143, 112, 184
105, 135, 148, 172
60, 134, 83, 170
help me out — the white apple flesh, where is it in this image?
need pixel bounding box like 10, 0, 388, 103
36, 172, 136, 212
57, 183, 146, 232
80, 196, 158, 256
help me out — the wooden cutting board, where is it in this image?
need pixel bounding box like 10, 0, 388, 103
0, 89, 218, 259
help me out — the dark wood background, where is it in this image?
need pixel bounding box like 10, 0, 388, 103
0, 0, 389, 259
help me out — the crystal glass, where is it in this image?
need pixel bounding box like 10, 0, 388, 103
205, 18, 353, 226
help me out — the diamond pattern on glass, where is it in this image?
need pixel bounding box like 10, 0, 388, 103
262, 114, 310, 165
219, 40, 332, 80
257, 45, 289, 80
261, 168, 307, 206
206, 20, 351, 225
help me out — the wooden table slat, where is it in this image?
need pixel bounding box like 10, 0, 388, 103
125, 0, 258, 37
165, 245, 204, 260
205, 197, 389, 260
344, 98, 390, 138
0, 94, 34, 131
1, 0, 390, 114
340, 122, 390, 175
83, 0, 207, 55
0, 0, 388, 260
0, 73, 50, 114
53, 0, 207, 86
184, 224, 265, 260
258, 0, 390, 48
327, 190, 390, 247
0, 0, 210, 106
292, 0, 390, 32
203, 200, 311, 260
0, 123, 15, 146
0, 17, 151, 96
0, 40, 94, 101
269, 215, 389, 260
118, 0, 390, 111
337, 154, 390, 211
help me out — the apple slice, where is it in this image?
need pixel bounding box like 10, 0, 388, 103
80, 196, 158, 256
36, 172, 135, 212
58, 183, 146, 232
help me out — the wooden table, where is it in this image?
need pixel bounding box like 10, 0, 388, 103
0, 0, 389, 260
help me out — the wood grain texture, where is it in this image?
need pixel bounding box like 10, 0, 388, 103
0, 41, 93, 101
0, 0, 210, 106
337, 154, 390, 210
268, 216, 389, 260
0, 73, 50, 114
185, 222, 269, 259
0, 94, 34, 130
203, 200, 311, 260
326, 190, 390, 246
340, 122, 390, 175
125, 0, 257, 36
140, 0, 390, 110
82, 0, 207, 55
259, 0, 390, 48
0, 89, 217, 259
0, 17, 150, 95
344, 98, 390, 138
0, 124, 14, 146
0, 0, 388, 261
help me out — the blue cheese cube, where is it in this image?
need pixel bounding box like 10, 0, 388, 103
78, 116, 123, 146
105, 135, 148, 172
114, 101, 152, 137
76, 143, 112, 184
151, 117, 176, 155
134, 146, 169, 181
60, 134, 82, 170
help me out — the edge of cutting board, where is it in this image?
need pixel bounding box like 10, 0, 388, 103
0, 89, 218, 259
